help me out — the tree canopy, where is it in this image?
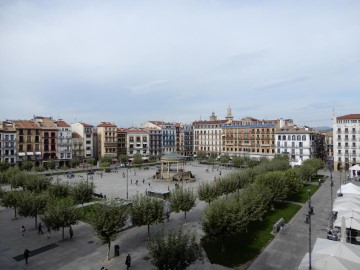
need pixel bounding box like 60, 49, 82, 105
169, 187, 196, 223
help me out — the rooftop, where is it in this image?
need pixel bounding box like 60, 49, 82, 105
337, 114, 360, 120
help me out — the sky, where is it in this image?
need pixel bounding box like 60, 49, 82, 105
1, 0, 360, 128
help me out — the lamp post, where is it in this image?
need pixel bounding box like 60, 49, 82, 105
308, 189, 312, 270
126, 166, 129, 200
330, 169, 334, 227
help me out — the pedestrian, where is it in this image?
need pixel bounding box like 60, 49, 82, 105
166, 212, 170, 222
69, 226, 73, 239
21, 225, 26, 236
24, 249, 30, 264
131, 179, 133, 184
38, 223, 43, 234
143, 179, 145, 184
125, 253, 131, 269
148, 182, 150, 187
136, 180, 138, 186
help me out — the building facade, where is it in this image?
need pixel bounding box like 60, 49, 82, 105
54, 120, 72, 166
333, 114, 360, 170
117, 128, 128, 158
97, 122, 117, 159
0, 121, 17, 165
33, 117, 58, 164
126, 128, 149, 161
141, 121, 164, 156
71, 122, 94, 159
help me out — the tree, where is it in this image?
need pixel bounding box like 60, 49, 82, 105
215, 176, 238, 198
201, 198, 237, 252
70, 157, 81, 168
71, 181, 94, 207
41, 197, 78, 241
132, 153, 143, 167
255, 171, 289, 210
219, 154, 230, 166
195, 151, 206, 161
18, 191, 49, 228
20, 161, 33, 171
0, 190, 23, 219
119, 154, 128, 164
89, 202, 128, 260
284, 168, 303, 196
169, 187, 196, 223
0, 161, 10, 172
23, 174, 51, 193
147, 229, 202, 270
47, 159, 56, 171
47, 183, 70, 198
130, 194, 164, 237
232, 156, 242, 168
197, 182, 220, 204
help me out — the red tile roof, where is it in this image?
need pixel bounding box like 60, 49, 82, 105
124, 128, 148, 134
14, 120, 39, 129
192, 120, 228, 126
79, 122, 93, 127
117, 128, 128, 133
97, 122, 117, 127
337, 114, 360, 120
72, 132, 82, 139
55, 120, 70, 127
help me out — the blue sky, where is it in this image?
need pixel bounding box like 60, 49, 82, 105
1, 0, 360, 127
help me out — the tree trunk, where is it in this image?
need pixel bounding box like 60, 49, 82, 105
147, 224, 150, 237
14, 206, 17, 219
221, 235, 225, 252
62, 227, 65, 241
184, 211, 187, 223
107, 241, 111, 260
271, 199, 275, 211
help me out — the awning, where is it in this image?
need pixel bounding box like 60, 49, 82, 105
18, 152, 25, 156
27, 152, 34, 155
35, 152, 41, 155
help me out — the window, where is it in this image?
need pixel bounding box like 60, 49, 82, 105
292, 135, 295, 140
302, 135, 306, 140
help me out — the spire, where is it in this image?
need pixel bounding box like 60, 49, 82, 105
225, 106, 233, 122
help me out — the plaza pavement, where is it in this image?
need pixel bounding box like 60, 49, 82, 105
0, 165, 346, 270
0, 163, 235, 270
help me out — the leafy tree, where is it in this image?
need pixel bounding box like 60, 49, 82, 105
284, 168, 303, 196
89, 202, 128, 260
197, 182, 220, 204
232, 156, 242, 168
100, 162, 111, 168
255, 171, 289, 210
18, 191, 49, 228
101, 156, 113, 163
169, 187, 196, 223
34, 166, 46, 172
130, 194, 164, 237
119, 154, 128, 164
0, 190, 23, 219
41, 197, 78, 241
246, 158, 259, 168
47, 183, 70, 198
149, 155, 157, 162
147, 229, 202, 270
86, 158, 96, 166
0, 161, 10, 172
132, 153, 143, 167
219, 154, 230, 166
4, 167, 27, 189
70, 157, 81, 168
23, 174, 51, 193
201, 198, 237, 252
215, 176, 238, 198
47, 159, 56, 171
196, 151, 206, 161
20, 161, 33, 171
71, 181, 94, 206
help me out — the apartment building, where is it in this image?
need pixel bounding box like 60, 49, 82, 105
14, 120, 42, 166
117, 128, 127, 158
161, 123, 176, 154
54, 120, 72, 166
97, 122, 117, 160
193, 112, 228, 155
176, 123, 193, 157
275, 125, 318, 165
333, 114, 360, 170
33, 117, 58, 164
0, 121, 17, 165
72, 132, 84, 159
126, 128, 149, 161
71, 122, 94, 159
142, 121, 164, 156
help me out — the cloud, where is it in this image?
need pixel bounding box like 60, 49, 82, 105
131, 80, 168, 95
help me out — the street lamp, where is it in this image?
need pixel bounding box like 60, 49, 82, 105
126, 166, 129, 200
308, 189, 312, 270
330, 169, 333, 227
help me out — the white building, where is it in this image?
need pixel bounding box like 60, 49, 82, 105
333, 114, 360, 170
54, 120, 72, 165
0, 121, 17, 165
275, 126, 317, 166
125, 128, 149, 161
71, 122, 94, 159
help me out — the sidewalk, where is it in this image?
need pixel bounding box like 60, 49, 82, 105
247, 170, 342, 270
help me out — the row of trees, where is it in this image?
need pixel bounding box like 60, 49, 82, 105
200, 157, 325, 252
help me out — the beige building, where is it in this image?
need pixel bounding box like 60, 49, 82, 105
97, 122, 117, 159
125, 128, 149, 162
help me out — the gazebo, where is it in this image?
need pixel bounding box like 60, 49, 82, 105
160, 153, 186, 180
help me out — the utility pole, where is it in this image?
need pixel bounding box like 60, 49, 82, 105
126, 166, 129, 200
308, 189, 312, 270
330, 169, 334, 227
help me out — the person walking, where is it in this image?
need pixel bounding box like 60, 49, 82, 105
125, 253, 131, 269
38, 223, 43, 234
69, 226, 73, 239
21, 225, 26, 236
47, 227, 51, 239
24, 249, 30, 264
